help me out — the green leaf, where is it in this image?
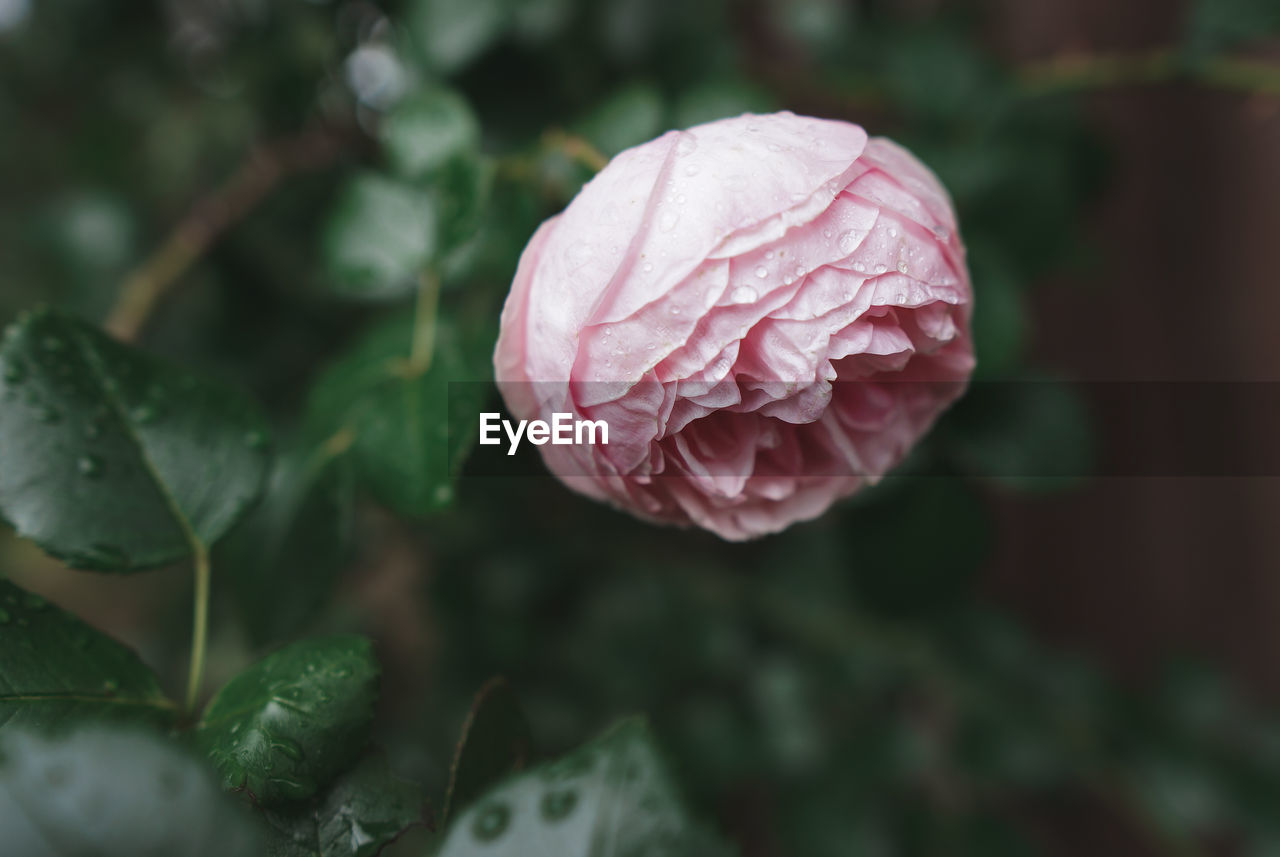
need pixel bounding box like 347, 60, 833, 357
216, 440, 356, 647
574, 83, 666, 157
304, 308, 490, 517
259, 751, 428, 857
0, 308, 270, 571
194, 635, 380, 805
410, 0, 509, 75
0, 579, 175, 733
381, 88, 481, 182
429, 155, 496, 269
445, 677, 533, 823
437, 718, 738, 857
0, 726, 261, 857
322, 173, 438, 301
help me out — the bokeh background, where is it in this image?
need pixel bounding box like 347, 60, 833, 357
2, 0, 1280, 854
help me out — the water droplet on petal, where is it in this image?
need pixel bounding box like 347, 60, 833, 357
874, 263, 887, 275
888, 227, 899, 238
897, 260, 909, 274
731, 286, 758, 304
838, 230, 864, 255
642, 261, 654, 273
754, 266, 768, 279
658, 210, 680, 232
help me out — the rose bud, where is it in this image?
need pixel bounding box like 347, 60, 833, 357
494, 111, 974, 540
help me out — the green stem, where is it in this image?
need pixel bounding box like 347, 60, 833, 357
184, 539, 211, 714
408, 269, 441, 377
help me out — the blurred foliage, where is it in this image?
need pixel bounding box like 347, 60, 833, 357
1, 0, 1278, 855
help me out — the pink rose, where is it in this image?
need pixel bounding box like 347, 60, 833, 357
494, 111, 974, 540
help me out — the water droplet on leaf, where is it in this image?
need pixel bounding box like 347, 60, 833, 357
540, 788, 578, 821
471, 802, 512, 842
77, 455, 104, 478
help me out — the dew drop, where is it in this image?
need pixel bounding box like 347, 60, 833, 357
823, 229, 833, 239
784, 275, 795, 285
675, 193, 686, 205
471, 802, 511, 842
932, 225, 951, 241
888, 227, 899, 238
658, 210, 680, 232
642, 261, 653, 273
540, 788, 579, 821
272, 738, 305, 762
731, 286, 758, 304
76, 455, 104, 479
838, 230, 864, 255
670, 306, 681, 316
754, 266, 768, 279
874, 263, 887, 274
897, 260, 909, 274
853, 261, 866, 273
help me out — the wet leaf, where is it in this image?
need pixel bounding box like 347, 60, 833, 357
437, 718, 737, 857
0, 579, 175, 733
322, 174, 437, 301
260, 751, 428, 857
0, 308, 270, 571
381, 88, 480, 182
194, 635, 380, 805
303, 308, 490, 517
0, 726, 260, 857
444, 677, 533, 823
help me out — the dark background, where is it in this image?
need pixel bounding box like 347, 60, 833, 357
2, 0, 1279, 854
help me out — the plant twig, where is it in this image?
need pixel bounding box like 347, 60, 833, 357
105, 124, 356, 342
1019, 47, 1280, 96
184, 539, 211, 715
541, 129, 610, 172
408, 270, 440, 376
